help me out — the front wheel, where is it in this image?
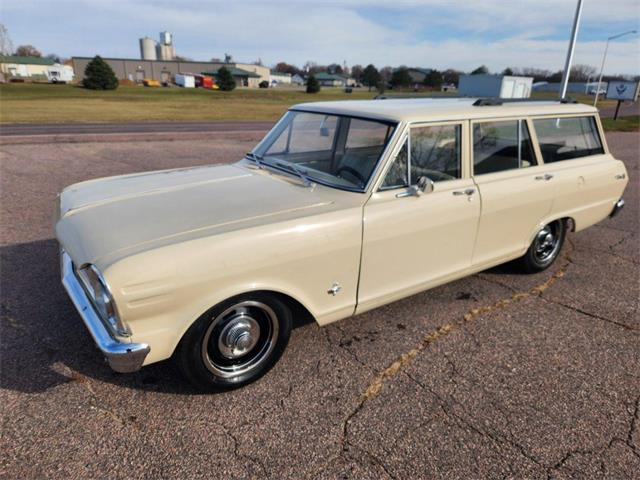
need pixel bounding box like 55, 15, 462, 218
176, 293, 292, 391
520, 220, 566, 273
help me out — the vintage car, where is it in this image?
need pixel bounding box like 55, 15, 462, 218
56, 98, 628, 390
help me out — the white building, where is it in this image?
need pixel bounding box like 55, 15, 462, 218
270, 70, 292, 85
458, 74, 533, 98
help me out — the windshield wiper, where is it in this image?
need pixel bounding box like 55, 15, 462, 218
275, 161, 314, 187
245, 152, 264, 168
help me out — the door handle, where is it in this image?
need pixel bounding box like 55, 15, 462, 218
535, 174, 554, 181
453, 188, 476, 196
615, 173, 626, 180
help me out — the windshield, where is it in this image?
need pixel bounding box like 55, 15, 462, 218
253, 110, 396, 191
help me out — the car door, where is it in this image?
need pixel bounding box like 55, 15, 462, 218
357, 121, 481, 314
530, 114, 627, 231
471, 117, 555, 267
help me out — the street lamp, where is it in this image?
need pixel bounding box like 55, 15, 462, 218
593, 30, 637, 107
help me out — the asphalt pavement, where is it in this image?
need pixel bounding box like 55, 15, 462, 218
1, 132, 638, 479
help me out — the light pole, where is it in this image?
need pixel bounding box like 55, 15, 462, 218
559, 0, 584, 99
593, 30, 637, 107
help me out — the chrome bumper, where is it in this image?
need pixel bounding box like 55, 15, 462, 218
61, 252, 150, 373
609, 198, 625, 218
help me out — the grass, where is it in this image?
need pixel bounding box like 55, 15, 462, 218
0, 83, 623, 124
0, 83, 378, 124
601, 115, 639, 132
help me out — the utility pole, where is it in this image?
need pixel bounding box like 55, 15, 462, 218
559, 0, 584, 99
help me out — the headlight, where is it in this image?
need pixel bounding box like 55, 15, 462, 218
76, 265, 129, 336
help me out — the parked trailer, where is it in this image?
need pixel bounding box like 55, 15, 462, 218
458, 74, 532, 98
175, 73, 195, 88
46, 64, 74, 84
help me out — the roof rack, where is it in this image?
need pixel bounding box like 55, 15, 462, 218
472, 97, 578, 106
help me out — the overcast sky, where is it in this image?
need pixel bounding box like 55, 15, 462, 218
3, 0, 639, 75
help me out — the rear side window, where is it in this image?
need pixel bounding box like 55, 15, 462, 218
473, 120, 536, 175
533, 116, 604, 163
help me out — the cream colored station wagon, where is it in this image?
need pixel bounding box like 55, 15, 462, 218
56, 98, 628, 390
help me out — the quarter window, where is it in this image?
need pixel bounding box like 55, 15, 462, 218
381, 139, 408, 189
533, 116, 604, 162
473, 120, 536, 175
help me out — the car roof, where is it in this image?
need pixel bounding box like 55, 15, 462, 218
291, 98, 598, 123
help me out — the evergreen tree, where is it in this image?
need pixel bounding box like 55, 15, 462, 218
390, 68, 412, 88
424, 69, 443, 89
217, 66, 236, 91
306, 74, 320, 93
83, 55, 118, 90
362, 64, 381, 91
471, 65, 489, 75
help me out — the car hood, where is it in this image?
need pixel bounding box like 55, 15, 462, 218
56, 162, 350, 268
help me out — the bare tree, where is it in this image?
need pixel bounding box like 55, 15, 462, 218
15, 45, 42, 57
0, 24, 13, 55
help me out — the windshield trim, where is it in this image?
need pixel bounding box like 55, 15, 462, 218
252, 109, 400, 194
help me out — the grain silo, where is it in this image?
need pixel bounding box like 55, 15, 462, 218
139, 37, 157, 60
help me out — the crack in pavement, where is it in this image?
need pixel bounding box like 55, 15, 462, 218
219, 423, 269, 479
539, 296, 639, 332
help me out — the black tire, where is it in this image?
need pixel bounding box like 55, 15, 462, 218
176, 293, 292, 391
520, 220, 566, 273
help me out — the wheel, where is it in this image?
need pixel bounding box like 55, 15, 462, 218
520, 220, 566, 273
176, 293, 292, 391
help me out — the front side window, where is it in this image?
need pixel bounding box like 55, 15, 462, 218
255, 111, 395, 191
473, 120, 536, 175
533, 116, 604, 163
381, 124, 461, 189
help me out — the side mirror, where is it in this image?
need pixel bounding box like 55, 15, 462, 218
395, 176, 435, 198
320, 127, 330, 137
416, 176, 435, 195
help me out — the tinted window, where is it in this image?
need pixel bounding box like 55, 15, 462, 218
381, 139, 408, 189
410, 124, 461, 182
473, 120, 536, 175
534, 116, 604, 163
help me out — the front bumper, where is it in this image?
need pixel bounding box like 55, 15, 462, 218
61, 251, 150, 373
609, 198, 625, 218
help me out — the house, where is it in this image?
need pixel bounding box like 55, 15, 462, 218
291, 74, 305, 85
314, 72, 348, 87
404, 68, 432, 84
270, 70, 292, 85
0, 55, 55, 80
201, 67, 261, 87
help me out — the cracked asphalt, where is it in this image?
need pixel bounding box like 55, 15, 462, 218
1, 130, 638, 479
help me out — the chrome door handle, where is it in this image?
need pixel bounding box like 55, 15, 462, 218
453, 188, 476, 196
535, 174, 554, 181
615, 173, 626, 180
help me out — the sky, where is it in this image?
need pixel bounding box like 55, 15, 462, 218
2, 0, 639, 75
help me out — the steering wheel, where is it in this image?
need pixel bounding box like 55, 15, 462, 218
336, 165, 367, 186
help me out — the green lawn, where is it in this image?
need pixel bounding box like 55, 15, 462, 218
0, 83, 623, 124
601, 115, 639, 132
0, 83, 378, 124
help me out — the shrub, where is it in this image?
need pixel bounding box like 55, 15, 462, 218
306, 74, 320, 94
217, 66, 236, 91
83, 55, 118, 90
259, 80, 269, 88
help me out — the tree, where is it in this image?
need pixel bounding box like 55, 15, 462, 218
502, 67, 514, 76
306, 73, 320, 93
443, 69, 461, 85
0, 24, 13, 56
391, 68, 412, 88
45, 53, 62, 63
15, 44, 41, 57
471, 65, 489, 75
275, 62, 300, 76
350, 64, 364, 83
570, 64, 597, 82
362, 64, 381, 91
327, 63, 343, 75
424, 69, 443, 89
379, 66, 393, 83
217, 66, 236, 91
82, 55, 118, 90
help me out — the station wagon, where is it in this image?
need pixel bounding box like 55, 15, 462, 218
55, 98, 628, 390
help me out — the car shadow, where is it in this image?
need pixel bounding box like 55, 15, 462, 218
0, 238, 312, 395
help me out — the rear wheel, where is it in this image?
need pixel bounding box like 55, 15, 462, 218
520, 220, 566, 273
176, 293, 292, 391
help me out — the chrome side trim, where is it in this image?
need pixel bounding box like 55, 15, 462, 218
609, 198, 625, 218
61, 251, 149, 373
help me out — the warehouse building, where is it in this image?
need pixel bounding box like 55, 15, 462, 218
71, 57, 270, 87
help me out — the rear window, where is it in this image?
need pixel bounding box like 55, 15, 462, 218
533, 116, 604, 163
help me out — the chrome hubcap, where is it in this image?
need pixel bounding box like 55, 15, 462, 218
534, 224, 560, 262
201, 301, 279, 380
218, 314, 260, 359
